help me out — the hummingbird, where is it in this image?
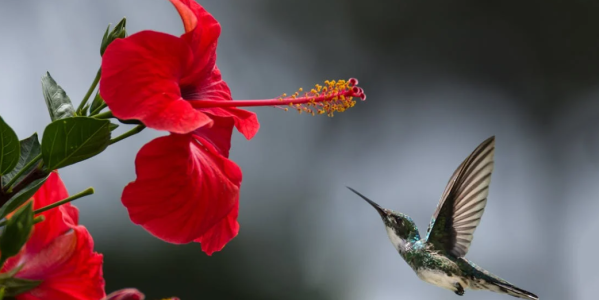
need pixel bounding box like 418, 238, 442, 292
347, 136, 538, 299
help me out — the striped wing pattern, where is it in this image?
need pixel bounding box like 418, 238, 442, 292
425, 136, 495, 257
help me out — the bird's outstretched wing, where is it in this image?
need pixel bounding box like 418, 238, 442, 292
425, 136, 495, 257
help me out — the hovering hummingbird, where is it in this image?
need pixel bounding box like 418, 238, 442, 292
347, 136, 538, 299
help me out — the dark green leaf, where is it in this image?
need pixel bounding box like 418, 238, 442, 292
1, 134, 41, 187
0, 276, 41, 297
41, 72, 75, 121
0, 202, 34, 260
0, 263, 21, 279
41, 117, 111, 170
89, 92, 105, 115
109, 123, 119, 131
0, 117, 19, 176
0, 173, 49, 220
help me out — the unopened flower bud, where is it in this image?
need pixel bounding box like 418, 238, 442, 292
100, 17, 127, 56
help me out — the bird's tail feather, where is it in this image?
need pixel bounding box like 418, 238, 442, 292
490, 281, 538, 300
461, 258, 537, 299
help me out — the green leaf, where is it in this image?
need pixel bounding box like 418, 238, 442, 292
0, 202, 34, 260
41, 117, 111, 170
0, 173, 49, 220
41, 72, 76, 121
0, 117, 19, 176
0, 263, 21, 279
1, 134, 41, 187
109, 123, 119, 131
0, 276, 41, 297
89, 92, 105, 115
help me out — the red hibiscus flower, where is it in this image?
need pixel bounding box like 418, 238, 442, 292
1, 172, 105, 300
100, 0, 365, 255
101, 0, 259, 136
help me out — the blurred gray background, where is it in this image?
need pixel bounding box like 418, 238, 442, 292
1, 0, 597, 299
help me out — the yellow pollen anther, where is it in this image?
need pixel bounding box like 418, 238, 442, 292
276, 78, 364, 117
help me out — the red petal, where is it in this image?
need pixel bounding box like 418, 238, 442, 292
193, 109, 259, 158
122, 134, 242, 248
194, 201, 239, 256
169, 0, 198, 33
169, 0, 221, 77
26, 172, 73, 254
31, 172, 68, 208
14, 226, 105, 300
202, 107, 259, 140
194, 113, 234, 157
59, 204, 79, 228
100, 30, 212, 134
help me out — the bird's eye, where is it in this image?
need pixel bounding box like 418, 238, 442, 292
396, 218, 403, 225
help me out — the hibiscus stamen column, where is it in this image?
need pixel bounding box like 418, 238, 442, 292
189, 78, 366, 117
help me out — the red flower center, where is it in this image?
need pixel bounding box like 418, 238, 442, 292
180, 84, 199, 101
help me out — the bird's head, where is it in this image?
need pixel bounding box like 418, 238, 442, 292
347, 186, 420, 252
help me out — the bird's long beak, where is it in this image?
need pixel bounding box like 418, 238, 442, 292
346, 186, 386, 217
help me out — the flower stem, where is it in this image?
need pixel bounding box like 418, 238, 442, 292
109, 124, 146, 145
34, 187, 95, 216
33, 215, 45, 224
89, 102, 107, 116
77, 68, 102, 114
4, 154, 42, 193
94, 111, 114, 119
0, 187, 93, 228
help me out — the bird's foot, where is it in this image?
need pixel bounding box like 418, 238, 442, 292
454, 283, 464, 296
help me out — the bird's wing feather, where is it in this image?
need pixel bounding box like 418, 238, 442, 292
425, 136, 495, 257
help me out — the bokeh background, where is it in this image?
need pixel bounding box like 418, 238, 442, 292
1, 0, 598, 299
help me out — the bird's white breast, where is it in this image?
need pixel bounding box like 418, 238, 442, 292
416, 269, 465, 291
385, 226, 408, 252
